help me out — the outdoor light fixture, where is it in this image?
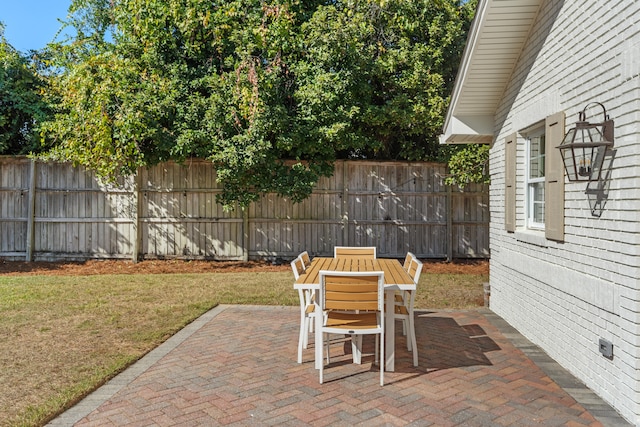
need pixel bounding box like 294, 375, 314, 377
557, 102, 614, 181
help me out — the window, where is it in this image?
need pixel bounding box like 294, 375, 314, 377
505, 112, 565, 241
525, 127, 545, 229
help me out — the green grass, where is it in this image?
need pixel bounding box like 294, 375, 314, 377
0, 270, 487, 426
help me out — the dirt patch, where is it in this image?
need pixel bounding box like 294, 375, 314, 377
0, 258, 488, 276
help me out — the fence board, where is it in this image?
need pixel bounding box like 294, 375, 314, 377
0, 159, 30, 255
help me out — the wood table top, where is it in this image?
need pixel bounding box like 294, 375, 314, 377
294, 257, 414, 288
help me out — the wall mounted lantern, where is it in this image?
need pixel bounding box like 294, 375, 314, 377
557, 102, 614, 181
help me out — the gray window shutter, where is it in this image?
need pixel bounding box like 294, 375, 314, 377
505, 133, 517, 232
545, 112, 565, 241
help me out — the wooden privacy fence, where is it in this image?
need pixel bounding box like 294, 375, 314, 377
0, 157, 489, 262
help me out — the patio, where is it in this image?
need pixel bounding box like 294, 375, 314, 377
48, 305, 628, 426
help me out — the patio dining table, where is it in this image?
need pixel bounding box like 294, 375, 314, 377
293, 257, 416, 372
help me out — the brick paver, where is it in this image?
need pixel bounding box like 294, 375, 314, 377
49, 306, 630, 426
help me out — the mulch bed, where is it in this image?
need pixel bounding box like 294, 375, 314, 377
0, 258, 488, 276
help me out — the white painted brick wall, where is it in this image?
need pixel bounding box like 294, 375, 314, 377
489, 0, 640, 424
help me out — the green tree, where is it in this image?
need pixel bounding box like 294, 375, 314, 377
40, 0, 475, 209
445, 143, 490, 187
0, 24, 50, 154
297, 1, 474, 161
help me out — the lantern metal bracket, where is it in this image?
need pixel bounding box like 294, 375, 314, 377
579, 102, 614, 143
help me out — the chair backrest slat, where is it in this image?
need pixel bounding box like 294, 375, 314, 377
334, 246, 376, 259
408, 255, 423, 284
300, 251, 311, 268
325, 300, 379, 311
291, 257, 305, 280
403, 252, 414, 271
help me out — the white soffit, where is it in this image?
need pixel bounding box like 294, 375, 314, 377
441, 0, 543, 144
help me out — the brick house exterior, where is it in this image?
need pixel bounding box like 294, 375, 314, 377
441, 0, 640, 424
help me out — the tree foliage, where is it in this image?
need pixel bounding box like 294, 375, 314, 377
445, 143, 490, 187
38, 0, 475, 209
0, 24, 50, 155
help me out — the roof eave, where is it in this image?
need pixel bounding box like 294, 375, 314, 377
439, 115, 494, 145
440, 0, 544, 145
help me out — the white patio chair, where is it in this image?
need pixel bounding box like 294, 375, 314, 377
317, 270, 385, 386
393, 254, 422, 367
292, 255, 317, 363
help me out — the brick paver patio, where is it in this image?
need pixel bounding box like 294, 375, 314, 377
49, 305, 630, 426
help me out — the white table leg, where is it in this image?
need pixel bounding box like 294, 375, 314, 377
351, 335, 362, 364
385, 289, 395, 372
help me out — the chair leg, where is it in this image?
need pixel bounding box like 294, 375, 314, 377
380, 331, 384, 386
319, 341, 324, 384
409, 313, 418, 367
319, 333, 333, 383
303, 316, 311, 349
307, 291, 315, 334
325, 333, 330, 364
298, 312, 307, 364
374, 335, 378, 364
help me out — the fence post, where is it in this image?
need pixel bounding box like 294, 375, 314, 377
242, 206, 249, 261
131, 172, 140, 263
25, 159, 36, 262
342, 160, 349, 246
446, 181, 453, 262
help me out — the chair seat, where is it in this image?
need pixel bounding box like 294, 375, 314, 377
394, 305, 410, 316
326, 311, 379, 330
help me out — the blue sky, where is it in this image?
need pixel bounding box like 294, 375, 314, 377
0, 0, 72, 53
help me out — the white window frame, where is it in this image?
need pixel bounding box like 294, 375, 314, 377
524, 124, 545, 230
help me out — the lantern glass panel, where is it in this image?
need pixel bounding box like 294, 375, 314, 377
581, 126, 603, 143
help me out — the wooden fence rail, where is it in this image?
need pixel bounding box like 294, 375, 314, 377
0, 157, 489, 262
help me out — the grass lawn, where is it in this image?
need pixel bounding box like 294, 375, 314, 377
0, 265, 487, 426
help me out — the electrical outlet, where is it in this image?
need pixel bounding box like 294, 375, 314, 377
599, 338, 613, 359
